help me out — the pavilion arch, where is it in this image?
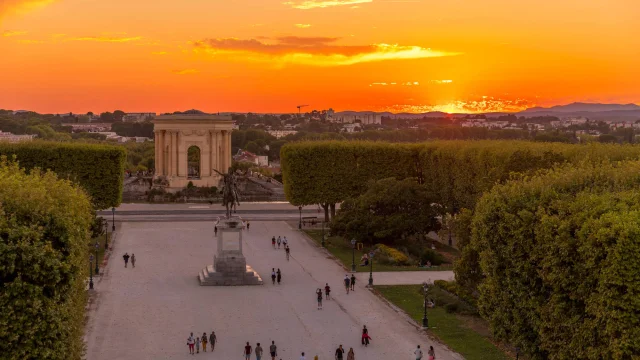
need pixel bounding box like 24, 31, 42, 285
153, 114, 233, 188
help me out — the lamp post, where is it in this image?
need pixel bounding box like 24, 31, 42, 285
89, 255, 94, 290
368, 250, 374, 286
422, 281, 429, 328
111, 207, 116, 231
298, 206, 302, 229
321, 221, 325, 247
104, 220, 109, 251
94, 241, 100, 275
351, 239, 357, 272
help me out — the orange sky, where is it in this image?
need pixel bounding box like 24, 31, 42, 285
1, 0, 638, 114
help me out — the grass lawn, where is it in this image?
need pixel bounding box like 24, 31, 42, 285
303, 229, 454, 272
375, 285, 509, 360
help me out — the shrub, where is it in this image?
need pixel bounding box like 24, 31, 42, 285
0, 141, 126, 209
444, 303, 459, 313
0, 158, 94, 359
420, 249, 446, 266
375, 244, 411, 265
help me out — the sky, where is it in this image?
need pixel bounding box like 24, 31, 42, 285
0, 0, 638, 114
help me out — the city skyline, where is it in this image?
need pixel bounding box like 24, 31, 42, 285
1, 0, 638, 114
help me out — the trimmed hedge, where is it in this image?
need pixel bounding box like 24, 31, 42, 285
0, 159, 94, 359
471, 161, 640, 359
0, 141, 126, 209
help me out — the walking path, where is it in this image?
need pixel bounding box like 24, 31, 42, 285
84, 221, 463, 360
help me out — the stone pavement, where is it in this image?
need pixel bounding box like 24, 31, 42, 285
84, 221, 463, 360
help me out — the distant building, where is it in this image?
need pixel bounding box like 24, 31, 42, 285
0, 131, 35, 142
341, 123, 362, 133
234, 150, 268, 167
332, 113, 382, 125
267, 130, 298, 139
123, 112, 156, 122
69, 123, 112, 133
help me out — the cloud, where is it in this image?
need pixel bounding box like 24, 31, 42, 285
16, 39, 42, 44
193, 36, 459, 67
152, 51, 168, 55
72, 35, 142, 42
0, 0, 55, 18
2, 30, 27, 37
295, 24, 311, 28
283, 0, 372, 9
381, 97, 536, 114
172, 69, 199, 75
429, 80, 453, 84
369, 81, 420, 86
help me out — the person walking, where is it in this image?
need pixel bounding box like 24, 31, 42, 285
427, 346, 435, 360
300, 352, 306, 360
269, 341, 277, 360
247, 221, 251, 230
414, 345, 423, 360
244, 342, 253, 360
316, 288, 323, 310
347, 348, 355, 360
214, 226, 218, 236
187, 332, 195, 355
277, 236, 282, 249
335, 345, 345, 360
350, 274, 356, 291
285, 245, 290, 261
277, 269, 282, 284
325, 283, 331, 300
283, 236, 288, 248
195, 337, 200, 354
344, 275, 350, 294
123, 253, 130, 268
271, 268, 276, 285
255, 343, 263, 360
131, 254, 136, 268
209, 331, 216, 351
201, 332, 207, 352
272, 236, 276, 249
361, 326, 370, 346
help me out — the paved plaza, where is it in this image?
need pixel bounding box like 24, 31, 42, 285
85, 220, 462, 360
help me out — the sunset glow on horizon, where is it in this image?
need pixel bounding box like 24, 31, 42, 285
1, 0, 638, 114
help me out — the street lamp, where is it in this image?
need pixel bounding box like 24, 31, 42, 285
368, 250, 374, 286
111, 207, 116, 231
350, 239, 357, 272
94, 241, 100, 275
422, 280, 430, 328
104, 220, 109, 251
89, 255, 94, 290
321, 221, 325, 247
298, 206, 302, 229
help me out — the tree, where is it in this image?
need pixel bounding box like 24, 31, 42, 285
0, 158, 94, 359
113, 110, 126, 122
331, 178, 440, 245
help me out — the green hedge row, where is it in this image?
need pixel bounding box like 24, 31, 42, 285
471, 161, 640, 359
281, 140, 640, 211
0, 141, 126, 209
0, 159, 94, 359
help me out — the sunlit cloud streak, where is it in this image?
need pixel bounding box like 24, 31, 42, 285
0, 0, 54, 18
370, 81, 419, 86
429, 80, 453, 84
72, 35, 142, 42
381, 97, 536, 114
193, 36, 459, 67
295, 24, 311, 28
2, 30, 27, 36
283, 0, 372, 9
172, 69, 199, 75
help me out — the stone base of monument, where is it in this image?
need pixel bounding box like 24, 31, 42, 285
198, 217, 263, 286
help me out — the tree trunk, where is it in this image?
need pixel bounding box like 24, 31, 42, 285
330, 203, 336, 219
322, 203, 330, 222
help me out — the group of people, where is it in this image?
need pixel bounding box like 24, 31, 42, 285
122, 252, 136, 268
243, 340, 279, 360
343, 274, 356, 294
271, 236, 291, 260
414, 344, 436, 360
186, 331, 217, 355
270, 268, 282, 285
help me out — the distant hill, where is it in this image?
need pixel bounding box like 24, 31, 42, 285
522, 102, 640, 113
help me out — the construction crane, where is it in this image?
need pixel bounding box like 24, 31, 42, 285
296, 105, 309, 117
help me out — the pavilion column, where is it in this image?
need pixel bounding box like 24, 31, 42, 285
154, 131, 159, 175
210, 130, 217, 175
159, 130, 165, 175
226, 130, 232, 170
170, 131, 177, 176
217, 131, 223, 172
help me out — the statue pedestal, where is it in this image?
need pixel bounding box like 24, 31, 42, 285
198, 217, 263, 286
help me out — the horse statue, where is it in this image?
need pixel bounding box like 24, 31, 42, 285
214, 167, 240, 218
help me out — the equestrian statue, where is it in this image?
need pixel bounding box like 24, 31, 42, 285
214, 167, 240, 218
